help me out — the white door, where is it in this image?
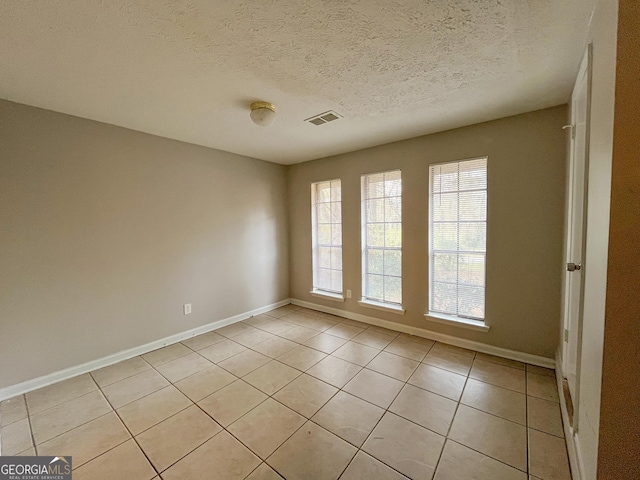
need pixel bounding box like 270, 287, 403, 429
562, 47, 591, 410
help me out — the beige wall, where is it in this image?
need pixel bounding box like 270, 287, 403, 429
0, 99, 289, 389
598, 0, 640, 477
288, 106, 567, 359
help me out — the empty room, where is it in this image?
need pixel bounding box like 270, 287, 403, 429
0, 1, 638, 480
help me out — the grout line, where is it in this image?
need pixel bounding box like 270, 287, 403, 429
29, 392, 119, 446
335, 337, 436, 479
24, 385, 100, 418
180, 318, 520, 475
103, 357, 258, 476
445, 350, 475, 439
465, 374, 529, 395
335, 452, 359, 479
457, 402, 527, 426
436, 348, 532, 475
527, 423, 565, 439
89, 363, 152, 390
431, 350, 476, 477
97, 377, 165, 477
131, 406, 206, 475
348, 373, 407, 437
33, 411, 127, 468
178, 325, 358, 475
9, 308, 318, 466
101, 357, 231, 474
12, 306, 550, 479
192, 388, 306, 473
142, 346, 194, 369
187, 399, 268, 470
243, 462, 264, 479
102, 371, 170, 408
23, 395, 37, 456
444, 438, 529, 474
335, 342, 427, 477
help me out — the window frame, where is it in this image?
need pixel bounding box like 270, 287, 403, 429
310, 179, 344, 300
360, 169, 404, 313
427, 157, 488, 327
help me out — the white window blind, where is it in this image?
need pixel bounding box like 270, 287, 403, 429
361, 170, 402, 305
429, 158, 487, 320
311, 180, 343, 294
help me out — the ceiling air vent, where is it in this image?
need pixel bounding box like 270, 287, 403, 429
305, 110, 342, 126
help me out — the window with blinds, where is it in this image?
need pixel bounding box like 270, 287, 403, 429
429, 158, 487, 320
311, 180, 343, 294
361, 170, 402, 305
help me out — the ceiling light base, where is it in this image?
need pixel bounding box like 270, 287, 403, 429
250, 101, 276, 126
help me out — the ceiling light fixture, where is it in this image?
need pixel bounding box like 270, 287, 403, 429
250, 101, 276, 127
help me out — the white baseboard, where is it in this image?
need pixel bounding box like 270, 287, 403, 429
291, 298, 555, 368
0, 299, 291, 402
555, 348, 583, 480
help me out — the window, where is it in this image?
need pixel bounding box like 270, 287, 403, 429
361, 170, 402, 307
311, 180, 343, 295
429, 158, 487, 321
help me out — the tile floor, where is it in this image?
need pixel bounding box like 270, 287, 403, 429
0, 304, 571, 480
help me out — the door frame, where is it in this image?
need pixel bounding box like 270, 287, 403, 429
561, 44, 592, 432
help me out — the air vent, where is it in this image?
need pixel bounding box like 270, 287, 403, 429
305, 110, 343, 126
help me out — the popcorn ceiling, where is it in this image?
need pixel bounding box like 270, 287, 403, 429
0, 0, 594, 163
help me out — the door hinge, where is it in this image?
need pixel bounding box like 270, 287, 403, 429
564, 329, 569, 342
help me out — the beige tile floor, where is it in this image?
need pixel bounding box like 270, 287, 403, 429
0, 304, 571, 480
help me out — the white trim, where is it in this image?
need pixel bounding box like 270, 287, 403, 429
574, 434, 588, 480
556, 348, 583, 480
424, 312, 490, 332
358, 299, 405, 315
293, 298, 554, 368
0, 298, 291, 402
310, 290, 345, 302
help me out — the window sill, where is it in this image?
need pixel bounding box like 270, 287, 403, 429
424, 312, 490, 332
358, 299, 405, 315
310, 290, 345, 302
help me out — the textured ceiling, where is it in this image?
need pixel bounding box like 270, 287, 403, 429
0, 0, 594, 164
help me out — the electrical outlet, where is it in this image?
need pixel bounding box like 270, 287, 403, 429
183, 303, 192, 315
346, 290, 352, 298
